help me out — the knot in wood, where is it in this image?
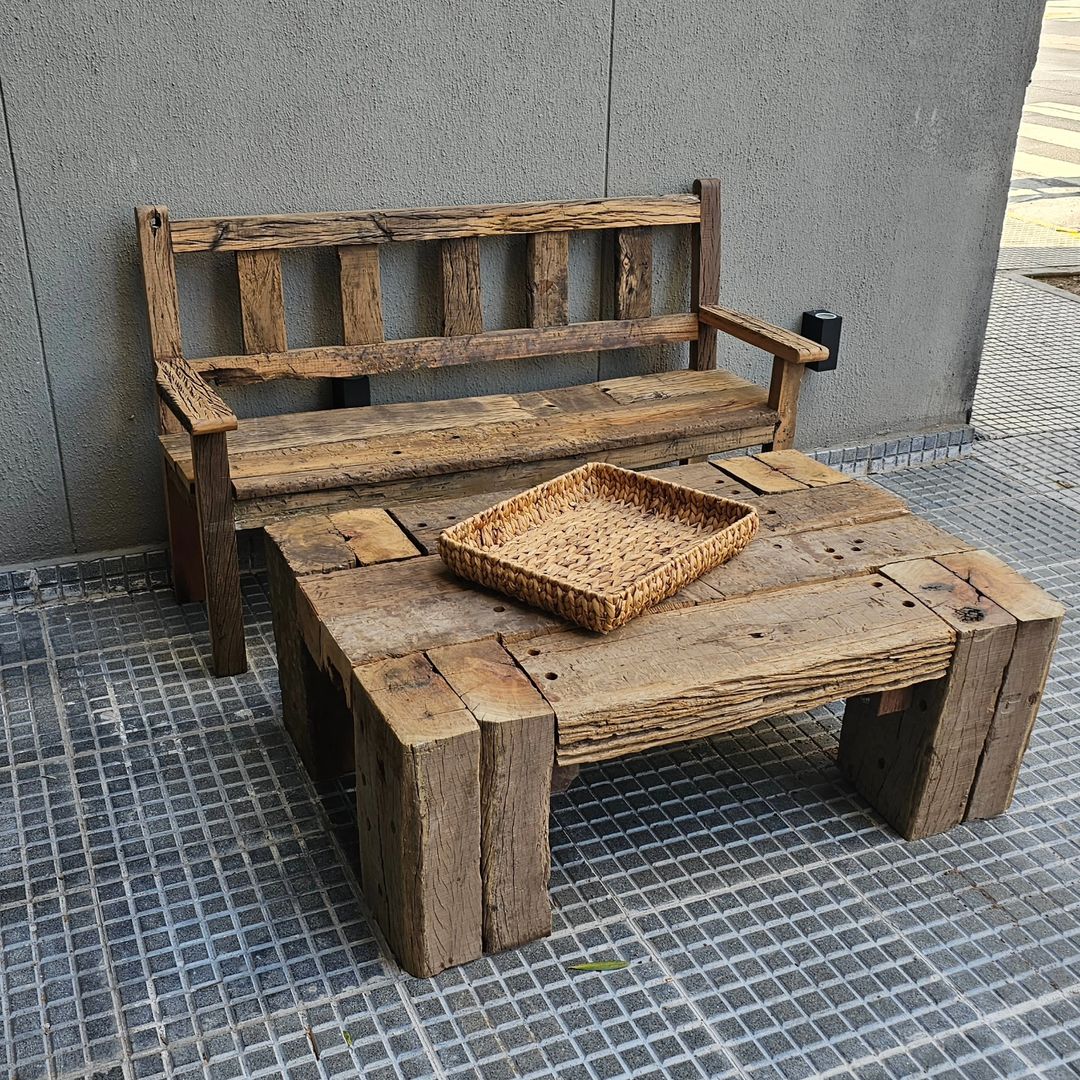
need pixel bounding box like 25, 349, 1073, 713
955, 605, 985, 623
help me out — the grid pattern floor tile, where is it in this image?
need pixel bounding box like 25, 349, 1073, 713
2, 234, 1080, 1078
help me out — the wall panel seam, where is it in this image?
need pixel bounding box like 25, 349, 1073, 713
0, 73, 76, 551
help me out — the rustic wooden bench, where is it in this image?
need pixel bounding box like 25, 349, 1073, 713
263, 451, 1062, 977
136, 181, 829, 676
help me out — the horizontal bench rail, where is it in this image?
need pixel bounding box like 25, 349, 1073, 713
169, 195, 701, 253
190, 313, 700, 384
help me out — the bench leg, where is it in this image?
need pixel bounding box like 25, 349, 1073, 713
353, 654, 482, 978
264, 538, 353, 778
191, 432, 247, 676
163, 461, 205, 604
763, 356, 804, 451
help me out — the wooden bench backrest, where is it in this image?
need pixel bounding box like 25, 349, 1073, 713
136, 179, 721, 388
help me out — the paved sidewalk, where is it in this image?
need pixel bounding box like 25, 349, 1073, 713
1, 240, 1079, 1079
2, 16, 1080, 1080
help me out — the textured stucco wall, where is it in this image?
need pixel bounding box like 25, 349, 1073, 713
0, 86, 72, 561
0, 0, 1044, 563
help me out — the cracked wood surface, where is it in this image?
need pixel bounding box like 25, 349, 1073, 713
508, 574, 957, 765
187, 314, 701, 384
168, 194, 702, 252
839, 557, 1019, 840
427, 639, 554, 953
937, 549, 1065, 820
352, 653, 482, 977
162, 370, 774, 500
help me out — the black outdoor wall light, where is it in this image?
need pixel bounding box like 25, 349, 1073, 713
802, 309, 841, 372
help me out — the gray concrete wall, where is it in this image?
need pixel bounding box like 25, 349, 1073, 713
0, 0, 1043, 564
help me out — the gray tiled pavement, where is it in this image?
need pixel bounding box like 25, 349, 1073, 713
2, 220, 1080, 1078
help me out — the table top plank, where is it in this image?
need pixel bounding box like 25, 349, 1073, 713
699, 514, 969, 599
297, 482, 967, 687
504, 574, 957, 764
712, 454, 808, 493
756, 449, 852, 487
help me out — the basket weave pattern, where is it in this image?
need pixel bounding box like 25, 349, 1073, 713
437, 462, 759, 632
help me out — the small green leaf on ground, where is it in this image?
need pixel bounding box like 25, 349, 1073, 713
342, 1030, 354, 1048
567, 960, 630, 972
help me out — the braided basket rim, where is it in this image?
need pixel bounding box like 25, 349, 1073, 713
437, 462, 759, 629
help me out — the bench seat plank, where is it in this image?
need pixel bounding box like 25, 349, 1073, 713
161, 368, 778, 500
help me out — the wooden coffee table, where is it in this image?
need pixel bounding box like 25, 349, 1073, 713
264, 450, 1062, 977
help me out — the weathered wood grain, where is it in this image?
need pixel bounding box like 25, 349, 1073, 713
264, 523, 354, 778
765, 358, 805, 451
596, 367, 744, 405
839, 558, 1017, 840
163, 369, 765, 483
387, 472, 905, 555
191, 432, 246, 675
298, 480, 961, 692
757, 449, 849, 487
645, 460, 758, 500
427, 639, 554, 953
221, 390, 774, 499
262, 513, 358, 575
506, 574, 956, 765
230, 422, 778, 529
699, 305, 829, 364
352, 653, 482, 977
526, 232, 569, 327
699, 513, 970, 600
189, 313, 700, 384
163, 460, 205, 603
614, 228, 653, 319
155, 358, 238, 436
389, 489, 521, 553
135, 205, 185, 433
338, 244, 384, 344
751, 481, 908, 536
441, 237, 484, 336
328, 508, 420, 564
300, 556, 561, 692
169, 194, 702, 252
236, 250, 287, 354
936, 549, 1064, 820
713, 455, 807, 494
690, 178, 722, 371
167, 392, 541, 462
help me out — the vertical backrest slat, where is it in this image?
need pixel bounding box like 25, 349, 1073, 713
338, 244, 385, 344
440, 237, 483, 336
135, 205, 185, 433
236, 250, 288, 353
690, 178, 721, 370
526, 232, 569, 327
614, 228, 653, 319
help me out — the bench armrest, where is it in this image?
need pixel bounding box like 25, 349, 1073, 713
699, 305, 829, 365
155, 356, 238, 435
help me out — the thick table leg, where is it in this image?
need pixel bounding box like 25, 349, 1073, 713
938, 550, 1064, 820
839, 557, 1019, 840
428, 640, 554, 954
264, 527, 354, 779
352, 654, 483, 978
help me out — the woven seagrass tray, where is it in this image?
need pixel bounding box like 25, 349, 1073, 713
437, 461, 759, 633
